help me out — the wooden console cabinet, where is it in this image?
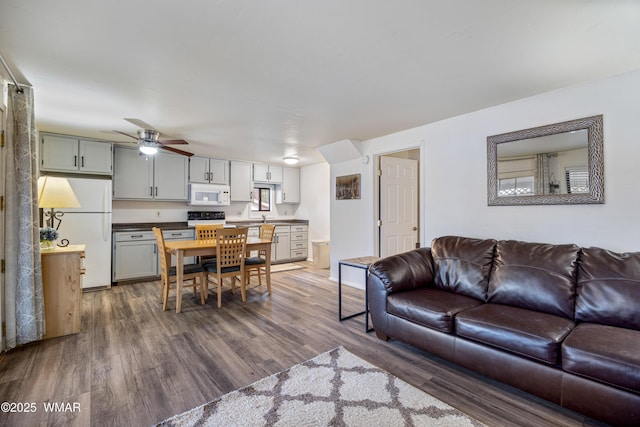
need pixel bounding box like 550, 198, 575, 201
41, 244, 85, 339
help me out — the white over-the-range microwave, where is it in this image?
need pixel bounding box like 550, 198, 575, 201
189, 183, 231, 206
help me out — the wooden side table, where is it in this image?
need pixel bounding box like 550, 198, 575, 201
338, 256, 379, 332
41, 244, 85, 339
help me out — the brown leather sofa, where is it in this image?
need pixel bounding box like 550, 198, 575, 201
368, 236, 640, 426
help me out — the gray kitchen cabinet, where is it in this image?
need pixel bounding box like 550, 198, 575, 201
230, 160, 253, 201
277, 166, 300, 204
272, 225, 291, 262
154, 151, 189, 200
253, 163, 283, 183
289, 225, 308, 260
190, 156, 229, 184
112, 231, 158, 281
113, 146, 188, 200
40, 133, 113, 175
112, 228, 195, 282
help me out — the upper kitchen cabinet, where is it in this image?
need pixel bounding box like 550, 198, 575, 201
113, 146, 188, 201
277, 166, 300, 204
230, 160, 253, 201
40, 133, 113, 175
189, 157, 229, 184
253, 163, 282, 183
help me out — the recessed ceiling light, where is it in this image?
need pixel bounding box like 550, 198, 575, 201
283, 156, 299, 165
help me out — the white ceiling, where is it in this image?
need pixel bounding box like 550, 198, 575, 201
2, 1, 640, 166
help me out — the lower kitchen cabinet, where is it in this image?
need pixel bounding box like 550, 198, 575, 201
112, 229, 195, 282
272, 225, 291, 262
113, 231, 158, 281
289, 225, 308, 260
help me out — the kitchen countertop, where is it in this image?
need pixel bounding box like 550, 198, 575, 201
112, 222, 189, 232
112, 219, 308, 232
226, 220, 309, 227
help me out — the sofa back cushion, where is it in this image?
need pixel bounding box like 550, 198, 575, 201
575, 247, 640, 330
368, 248, 434, 294
488, 240, 580, 318
431, 236, 497, 301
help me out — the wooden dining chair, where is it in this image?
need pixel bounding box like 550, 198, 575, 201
195, 223, 225, 264
152, 227, 206, 313
204, 227, 248, 308
245, 224, 275, 296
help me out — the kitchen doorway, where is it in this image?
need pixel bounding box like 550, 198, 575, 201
374, 148, 421, 258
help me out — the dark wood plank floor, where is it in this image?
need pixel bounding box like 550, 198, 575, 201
0, 262, 606, 426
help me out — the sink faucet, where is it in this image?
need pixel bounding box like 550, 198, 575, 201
261, 214, 267, 223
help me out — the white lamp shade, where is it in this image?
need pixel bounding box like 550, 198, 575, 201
37, 176, 81, 208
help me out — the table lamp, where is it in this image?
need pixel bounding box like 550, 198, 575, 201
37, 176, 81, 239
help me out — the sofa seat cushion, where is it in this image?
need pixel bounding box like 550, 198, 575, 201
455, 304, 575, 364
562, 323, 640, 394
387, 288, 483, 333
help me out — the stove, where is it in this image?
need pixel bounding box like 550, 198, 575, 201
187, 211, 226, 227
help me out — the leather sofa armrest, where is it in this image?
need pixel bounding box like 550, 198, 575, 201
368, 247, 434, 295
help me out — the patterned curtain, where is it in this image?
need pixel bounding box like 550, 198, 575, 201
4, 84, 44, 349
535, 153, 550, 196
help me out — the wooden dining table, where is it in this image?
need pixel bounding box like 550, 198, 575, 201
164, 237, 273, 312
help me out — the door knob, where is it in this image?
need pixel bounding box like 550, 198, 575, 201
413, 226, 418, 231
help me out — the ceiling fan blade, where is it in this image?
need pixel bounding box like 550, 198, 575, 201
158, 139, 189, 145
161, 145, 194, 157
124, 118, 156, 130
112, 130, 138, 140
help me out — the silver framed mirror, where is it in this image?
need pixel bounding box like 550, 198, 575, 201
487, 115, 604, 206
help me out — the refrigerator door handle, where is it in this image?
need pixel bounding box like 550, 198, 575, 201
102, 183, 110, 242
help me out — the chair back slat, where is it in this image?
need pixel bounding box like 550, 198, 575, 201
216, 227, 248, 270
259, 224, 276, 257
196, 224, 224, 241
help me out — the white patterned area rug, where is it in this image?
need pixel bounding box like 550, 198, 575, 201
155, 346, 483, 427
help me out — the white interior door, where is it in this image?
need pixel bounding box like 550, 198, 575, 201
379, 156, 418, 257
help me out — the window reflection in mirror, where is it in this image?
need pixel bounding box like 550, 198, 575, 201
487, 115, 603, 206
496, 129, 588, 197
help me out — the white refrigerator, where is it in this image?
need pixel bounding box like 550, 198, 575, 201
57, 177, 112, 289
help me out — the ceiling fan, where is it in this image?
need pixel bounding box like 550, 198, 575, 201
113, 118, 193, 157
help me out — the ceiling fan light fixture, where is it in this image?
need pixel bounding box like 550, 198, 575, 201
283, 156, 299, 165
139, 144, 158, 155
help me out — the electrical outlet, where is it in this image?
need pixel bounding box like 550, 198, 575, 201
156, 211, 161, 218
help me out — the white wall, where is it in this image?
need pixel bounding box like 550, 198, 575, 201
328, 69, 640, 285
113, 195, 300, 223
298, 162, 331, 259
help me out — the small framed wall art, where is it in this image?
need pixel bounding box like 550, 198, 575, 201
336, 174, 361, 200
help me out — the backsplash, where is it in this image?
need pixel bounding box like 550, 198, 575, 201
112, 200, 299, 223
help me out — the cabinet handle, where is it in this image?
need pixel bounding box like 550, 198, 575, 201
73, 155, 77, 167
171, 233, 181, 237
150, 187, 153, 196
205, 172, 209, 181
130, 234, 144, 239
283, 193, 286, 201
81, 156, 85, 167
155, 187, 158, 196
153, 244, 157, 254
